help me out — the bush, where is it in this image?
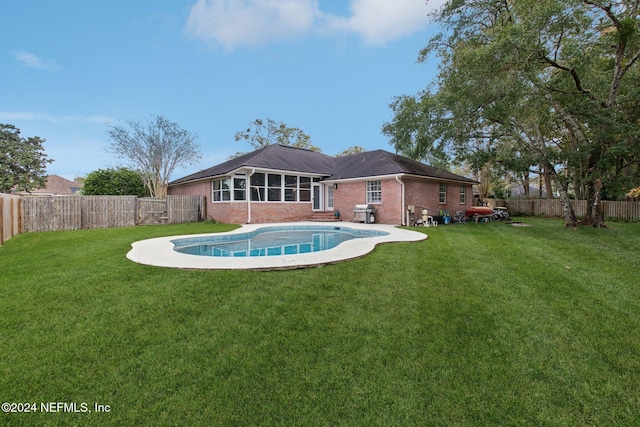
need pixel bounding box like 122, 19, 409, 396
82, 168, 149, 197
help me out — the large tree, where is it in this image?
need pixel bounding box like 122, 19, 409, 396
107, 115, 201, 199
82, 168, 149, 197
0, 124, 53, 193
385, 0, 640, 227
234, 118, 319, 155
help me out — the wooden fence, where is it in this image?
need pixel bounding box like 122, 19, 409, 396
0, 195, 206, 240
1, 193, 21, 245
496, 199, 640, 221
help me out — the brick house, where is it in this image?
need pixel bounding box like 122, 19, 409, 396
168, 144, 477, 225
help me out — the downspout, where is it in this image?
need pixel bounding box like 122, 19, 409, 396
247, 168, 255, 223
395, 175, 405, 226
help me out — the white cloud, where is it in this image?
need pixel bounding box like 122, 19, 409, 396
185, 0, 321, 50
327, 0, 437, 46
13, 51, 59, 71
0, 112, 113, 124
185, 0, 440, 49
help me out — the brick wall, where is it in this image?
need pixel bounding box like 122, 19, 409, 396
404, 177, 473, 216
170, 177, 474, 225
169, 180, 315, 223
332, 178, 403, 224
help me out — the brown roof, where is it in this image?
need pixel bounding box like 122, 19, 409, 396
21, 175, 83, 196
170, 144, 477, 186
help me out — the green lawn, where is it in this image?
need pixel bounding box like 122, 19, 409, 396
1, 219, 639, 426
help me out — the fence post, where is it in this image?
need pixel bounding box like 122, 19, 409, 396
0, 197, 4, 245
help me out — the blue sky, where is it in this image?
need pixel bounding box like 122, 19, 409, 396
1, 0, 443, 181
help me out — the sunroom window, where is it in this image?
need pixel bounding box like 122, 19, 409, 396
268, 174, 282, 201
250, 173, 266, 201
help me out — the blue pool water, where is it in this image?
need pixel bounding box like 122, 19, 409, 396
172, 225, 389, 257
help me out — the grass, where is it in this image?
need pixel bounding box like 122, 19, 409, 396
0, 218, 639, 426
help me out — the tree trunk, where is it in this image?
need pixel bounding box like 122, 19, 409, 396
543, 165, 553, 199
549, 167, 577, 228
583, 178, 606, 227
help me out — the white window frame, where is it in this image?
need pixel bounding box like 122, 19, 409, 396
459, 185, 466, 204
439, 183, 447, 204
366, 180, 382, 204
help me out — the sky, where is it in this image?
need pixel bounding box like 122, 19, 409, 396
1, 0, 444, 182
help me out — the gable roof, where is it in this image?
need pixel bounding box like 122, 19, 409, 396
17, 175, 83, 196
170, 144, 335, 185
170, 144, 477, 186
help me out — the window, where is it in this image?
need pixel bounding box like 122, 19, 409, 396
284, 175, 297, 201
299, 177, 311, 201
439, 183, 447, 204
250, 173, 266, 201
212, 177, 231, 201
366, 180, 381, 204
459, 185, 466, 204
268, 174, 281, 201
234, 175, 246, 201
211, 172, 318, 202
327, 185, 334, 209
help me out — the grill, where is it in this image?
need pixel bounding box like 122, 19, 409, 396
353, 204, 376, 223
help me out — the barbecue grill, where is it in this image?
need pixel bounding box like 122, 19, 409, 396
353, 204, 376, 223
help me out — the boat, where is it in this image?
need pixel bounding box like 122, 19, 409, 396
465, 206, 493, 216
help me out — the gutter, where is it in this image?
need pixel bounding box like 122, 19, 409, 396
395, 175, 406, 226
247, 168, 255, 223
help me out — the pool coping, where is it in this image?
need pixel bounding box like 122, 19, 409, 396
126, 222, 427, 270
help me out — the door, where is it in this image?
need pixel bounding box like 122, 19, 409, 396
325, 184, 334, 210
312, 182, 322, 211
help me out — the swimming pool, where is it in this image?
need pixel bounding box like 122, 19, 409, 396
171, 225, 389, 257
126, 222, 427, 270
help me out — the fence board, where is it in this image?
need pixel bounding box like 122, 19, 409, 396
1, 194, 22, 244
21, 196, 82, 232
82, 196, 137, 229
501, 199, 640, 221
166, 195, 204, 224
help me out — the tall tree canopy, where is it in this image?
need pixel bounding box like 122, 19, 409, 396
234, 118, 319, 154
107, 115, 201, 199
0, 124, 53, 193
384, 0, 640, 227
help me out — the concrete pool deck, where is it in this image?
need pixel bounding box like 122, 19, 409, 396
126, 222, 427, 270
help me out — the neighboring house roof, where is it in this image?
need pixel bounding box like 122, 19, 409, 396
170, 144, 477, 186
18, 175, 82, 196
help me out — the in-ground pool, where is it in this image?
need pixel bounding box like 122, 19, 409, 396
171, 225, 389, 257
126, 222, 427, 270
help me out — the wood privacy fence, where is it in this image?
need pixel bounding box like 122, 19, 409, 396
496, 199, 640, 221
1, 193, 22, 245
0, 195, 205, 241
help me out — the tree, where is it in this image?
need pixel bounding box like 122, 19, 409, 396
385, 0, 640, 228
0, 124, 53, 193
233, 118, 320, 156
82, 168, 149, 197
334, 146, 367, 156
107, 115, 201, 199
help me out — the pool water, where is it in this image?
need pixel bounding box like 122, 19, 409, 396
172, 225, 389, 257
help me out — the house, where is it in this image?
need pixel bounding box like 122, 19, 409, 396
168, 144, 477, 225
15, 174, 82, 196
